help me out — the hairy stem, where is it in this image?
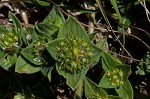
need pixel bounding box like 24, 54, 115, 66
74, 79, 83, 99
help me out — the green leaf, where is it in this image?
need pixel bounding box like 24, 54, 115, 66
46, 38, 64, 60
21, 42, 43, 65
90, 41, 103, 62
137, 51, 150, 75
8, 11, 22, 33
121, 17, 131, 29
35, 0, 50, 7
115, 80, 133, 99
110, 0, 122, 23
15, 56, 41, 74
88, 32, 97, 41
98, 73, 115, 88
84, 77, 108, 98
21, 28, 28, 45
10, 73, 23, 94
35, 23, 59, 40
0, 50, 6, 60
0, 54, 17, 70
35, 23, 52, 40
28, 27, 38, 41
96, 38, 107, 48
41, 66, 54, 82
8, 12, 22, 46
56, 64, 88, 90
57, 16, 89, 40
0, 26, 6, 33
102, 52, 122, 71
43, 6, 65, 27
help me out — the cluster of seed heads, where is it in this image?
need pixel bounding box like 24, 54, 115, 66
56, 38, 93, 73
33, 41, 46, 62
0, 32, 18, 50
90, 93, 109, 99
107, 68, 124, 86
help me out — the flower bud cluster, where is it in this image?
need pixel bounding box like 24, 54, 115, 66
56, 38, 93, 73
0, 32, 18, 50
107, 68, 124, 86
32, 41, 46, 62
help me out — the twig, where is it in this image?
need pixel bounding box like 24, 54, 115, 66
139, 0, 150, 22
0, 0, 28, 4
129, 26, 150, 37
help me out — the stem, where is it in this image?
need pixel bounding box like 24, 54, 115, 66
74, 79, 83, 99
88, 7, 95, 34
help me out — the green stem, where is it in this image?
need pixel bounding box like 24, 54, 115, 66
74, 79, 83, 99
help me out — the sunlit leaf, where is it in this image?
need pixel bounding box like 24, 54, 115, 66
21, 42, 44, 65
41, 66, 54, 82
115, 80, 133, 99
8, 11, 22, 33
102, 52, 122, 71
57, 16, 89, 40
84, 77, 108, 98
0, 54, 17, 70
15, 56, 41, 74
43, 6, 65, 27
56, 64, 88, 90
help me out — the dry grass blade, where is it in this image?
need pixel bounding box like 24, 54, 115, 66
139, 0, 150, 22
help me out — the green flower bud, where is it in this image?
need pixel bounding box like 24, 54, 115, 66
112, 82, 116, 86
64, 47, 69, 52
86, 47, 91, 51
107, 68, 124, 86
7, 32, 13, 36
116, 79, 120, 83
73, 47, 79, 55
60, 41, 65, 46
56, 47, 61, 52
56, 38, 93, 73
87, 52, 93, 56
7, 38, 13, 42
82, 58, 87, 63
120, 81, 124, 85
112, 75, 118, 80
4, 41, 9, 46
119, 71, 123, 77
60, 53, 65, 58
72, 61, 77, 69
66, 58, 70, 62
82, 42, 88, 47
14, 36, 18, 41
